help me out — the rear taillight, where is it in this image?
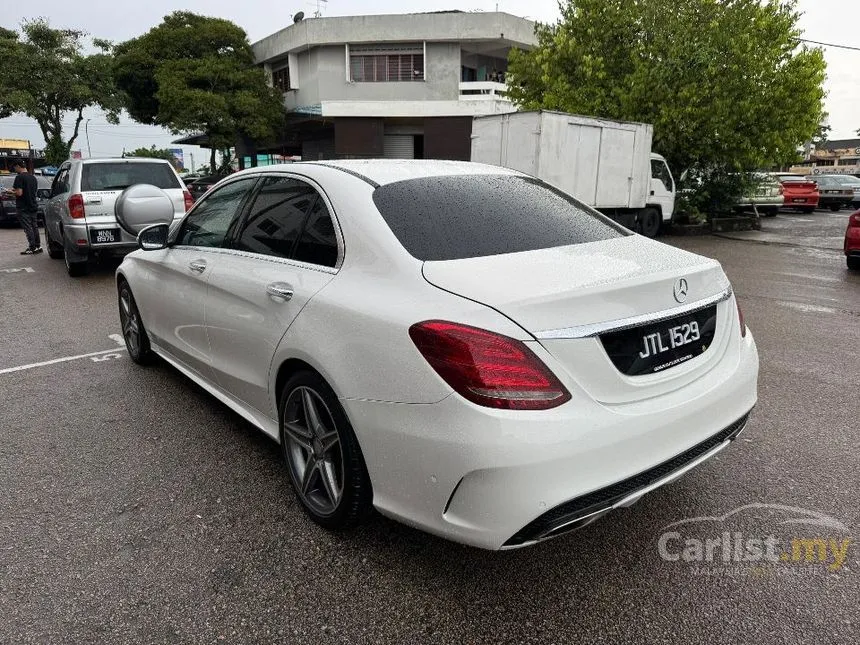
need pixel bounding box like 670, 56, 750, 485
68, 193, 85, 219
0, 193, 13, 201
409, 320, 571, 410
736, 300, 747, 338
849, 212, 860, 227
183, 190, 194, 212
778, 185, 784, 196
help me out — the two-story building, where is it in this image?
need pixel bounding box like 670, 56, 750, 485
248, 10, 536, 161
789, 138, 860, 177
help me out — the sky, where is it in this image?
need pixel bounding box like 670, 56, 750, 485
1, 0, 858, 164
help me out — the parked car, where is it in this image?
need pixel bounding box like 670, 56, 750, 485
810, 175, 854, 211
0, 174, 50, 226
772, 173, 819, 213
115, 160, 759, 550
43, 158, 193, 276
845, 209, 860, 271
735, 173, 783, 216
828, 174, 860, 208
185, 174, 229, 202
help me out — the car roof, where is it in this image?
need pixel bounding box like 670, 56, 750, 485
231, 159, 523, 187
74, 157, 174, 165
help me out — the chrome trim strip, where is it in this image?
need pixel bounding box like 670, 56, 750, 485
534, 286, 733, 340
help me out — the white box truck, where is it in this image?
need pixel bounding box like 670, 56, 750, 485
470, 111, 676, 238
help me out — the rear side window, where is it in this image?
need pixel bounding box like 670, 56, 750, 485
81, 162, 180, 192
235, 177, 317, 259
372, 175, 628, 261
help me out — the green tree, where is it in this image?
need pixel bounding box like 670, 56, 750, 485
126, 146, 178, 161
114, 12, 284, 170
508, 0, 826, 183
0, 20, 122, 165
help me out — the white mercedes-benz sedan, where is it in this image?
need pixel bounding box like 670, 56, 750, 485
115, 160, 758, 550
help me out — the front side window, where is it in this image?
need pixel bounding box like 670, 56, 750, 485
176, 178, 257, 248
650, 160, 673, 192
349, 44, 424, 82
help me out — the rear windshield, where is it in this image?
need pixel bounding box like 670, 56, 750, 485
81, 162, 180, 192
372, 175, 629, 261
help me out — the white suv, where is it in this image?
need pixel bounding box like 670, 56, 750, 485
44, 158, 192, 276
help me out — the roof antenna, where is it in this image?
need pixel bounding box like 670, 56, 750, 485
310, 0, 328, 18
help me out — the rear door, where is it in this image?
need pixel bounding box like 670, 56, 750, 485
204, 175, 340, 416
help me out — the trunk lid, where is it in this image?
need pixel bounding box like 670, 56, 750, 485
422, 236, 735, 404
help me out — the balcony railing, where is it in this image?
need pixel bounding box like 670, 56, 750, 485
459, 81, 510, 100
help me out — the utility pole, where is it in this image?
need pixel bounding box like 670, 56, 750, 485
85, 119, 92, 158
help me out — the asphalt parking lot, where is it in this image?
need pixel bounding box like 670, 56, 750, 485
1, 208, 858, 644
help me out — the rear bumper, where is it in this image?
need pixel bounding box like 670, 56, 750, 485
344, 329, 759, 550
63, 215, 183, 253
819, 196, 853, 207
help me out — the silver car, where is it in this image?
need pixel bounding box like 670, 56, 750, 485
43, 158, 191, 276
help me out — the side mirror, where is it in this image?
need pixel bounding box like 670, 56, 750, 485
115, 184, 176, 235
137, 223, 170, 251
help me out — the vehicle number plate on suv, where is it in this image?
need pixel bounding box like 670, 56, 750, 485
91, 228, 120, 244
600, 306, 718, 376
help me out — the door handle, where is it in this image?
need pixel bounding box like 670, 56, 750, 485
188, 260, 207, 274
266, 282, 294, 302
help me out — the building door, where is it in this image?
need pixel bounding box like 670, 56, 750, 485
383, 135, 415, 159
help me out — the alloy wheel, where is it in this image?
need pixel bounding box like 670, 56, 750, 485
119, 289, 141, 357
283, 386, 344, 516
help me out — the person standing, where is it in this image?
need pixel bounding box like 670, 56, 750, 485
10, 159, 41, 255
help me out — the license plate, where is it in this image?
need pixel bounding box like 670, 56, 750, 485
792, 198, 806, 203
600, 306, 718, 376
91, 228, 120, 244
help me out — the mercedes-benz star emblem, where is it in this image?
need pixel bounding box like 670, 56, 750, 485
673, 278, 689, 303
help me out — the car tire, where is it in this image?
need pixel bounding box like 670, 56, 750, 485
280, 370, 373, 530
761, 208, 778, 217
44, 225, 64, 259
848, 256, 860, 271
829, 204, 842, 212
801, 207, 816, 214
118, 281, 154, 365
63, 239, 88, 277
639, 208, 661, 238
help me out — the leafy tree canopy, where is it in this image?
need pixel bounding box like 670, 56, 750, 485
114, 12, 284, 169
508, 0, 827, 177
0, 20, 122, 165
126, 146, 178, 161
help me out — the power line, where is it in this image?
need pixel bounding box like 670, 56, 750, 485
797, 38, 860, 52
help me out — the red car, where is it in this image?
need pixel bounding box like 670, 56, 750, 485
846, 209, 860, 271
775, 174, 819, 213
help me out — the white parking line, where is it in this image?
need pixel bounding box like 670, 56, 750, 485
0, 335, 128, 375
0, 267, 35, 274
0, 347, 128, 375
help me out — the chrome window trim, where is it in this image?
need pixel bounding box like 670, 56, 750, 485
534, 286, 733, 340
171, 245, 339, 275
173, 171, 345, 272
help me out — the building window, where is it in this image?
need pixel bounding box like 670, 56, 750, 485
272, 66, 290, 92
839, 157, 860, 166
349, 44, 424, 82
